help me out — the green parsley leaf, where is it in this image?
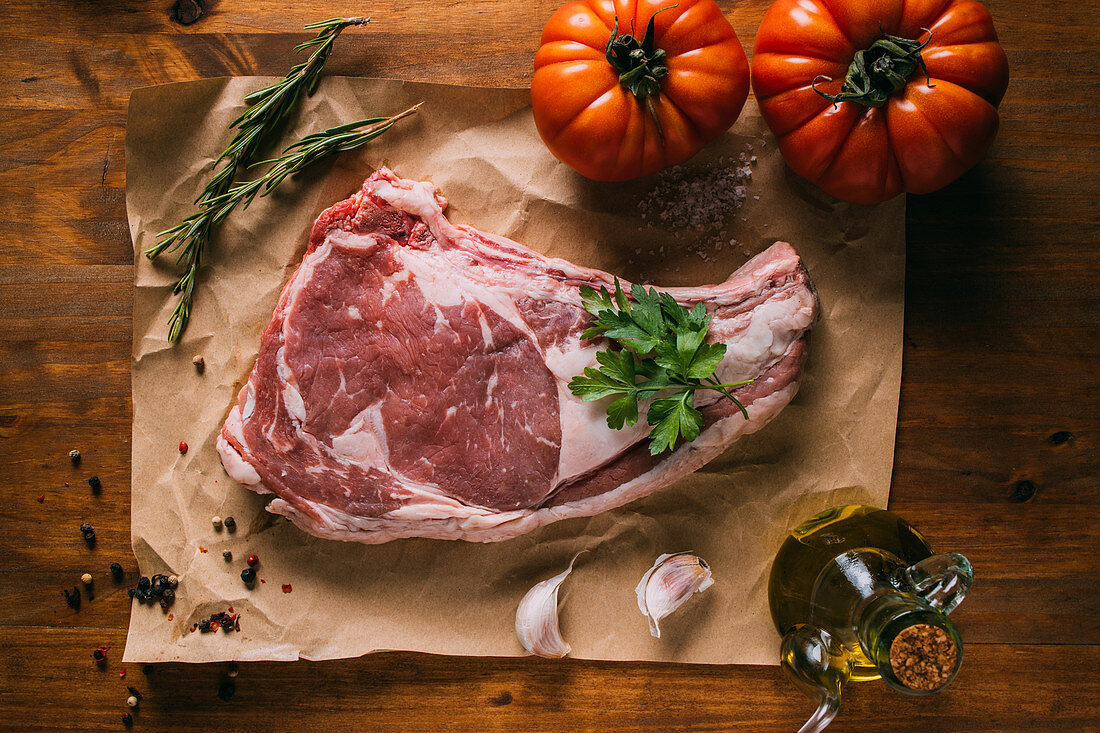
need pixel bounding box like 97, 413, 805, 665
579, 284, 615, 317
646, 393, 704, 455
607, 393, 640, 430
568, 366, 630, 401
568, 279, 753, 454
687, 342, 727, 380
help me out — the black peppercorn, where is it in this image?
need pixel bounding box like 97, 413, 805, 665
110, 562, 124, 580
122, 712, 133, 726
217, 679, 236, 702
70, 449, 81, 465
63, 586, 81, 610
223, 516, 236, 531
162, 587, 175, 602
88, 476, 101, 493
79, 522, 96, 544
222, 550, 233, 562
240, 567, 256, 584
137, 576, 151, 591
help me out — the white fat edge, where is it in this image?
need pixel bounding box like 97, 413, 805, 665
216, 412, 262, 487
369, 177, 444, 224
266, 496, 530, 544
323, 228, 384, 254
712, 295, 813, 385
266, 382, 803, 545
543, 337, 650, 485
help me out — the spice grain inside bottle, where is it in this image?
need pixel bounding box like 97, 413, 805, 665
890, 624, 958, 691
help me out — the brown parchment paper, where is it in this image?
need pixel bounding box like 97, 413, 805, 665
124, 77, 903, 665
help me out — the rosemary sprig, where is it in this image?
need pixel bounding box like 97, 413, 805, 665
146, 16, 370, 342
569, 281, 753, 455
201, 106, 422, 231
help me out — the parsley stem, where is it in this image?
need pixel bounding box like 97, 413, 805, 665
689, 380, 754, 390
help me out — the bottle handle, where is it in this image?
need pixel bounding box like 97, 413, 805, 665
903, 552, 973, 614
780, 625, 849, 733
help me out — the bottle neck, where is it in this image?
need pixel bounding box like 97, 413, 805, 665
856, 593, 963, 695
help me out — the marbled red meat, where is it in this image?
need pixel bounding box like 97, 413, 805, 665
217, 169, 818, 543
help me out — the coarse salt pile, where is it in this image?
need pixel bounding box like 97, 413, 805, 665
637, 147, 757, 261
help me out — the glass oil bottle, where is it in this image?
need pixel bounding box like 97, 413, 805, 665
768, 505, 973, 732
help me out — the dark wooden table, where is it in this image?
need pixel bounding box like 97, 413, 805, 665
1, 1, 1097, 730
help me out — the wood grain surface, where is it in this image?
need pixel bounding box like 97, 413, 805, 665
1, 0, 1097, 730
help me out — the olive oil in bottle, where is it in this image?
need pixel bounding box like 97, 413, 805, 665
767, 505, 973, 732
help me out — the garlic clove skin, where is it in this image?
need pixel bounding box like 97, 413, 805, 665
515, 555, 580, 658
636, 552, 714, 638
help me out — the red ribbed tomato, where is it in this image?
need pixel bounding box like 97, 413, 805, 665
532, 0, 750, 182
752, 0, 1009, 204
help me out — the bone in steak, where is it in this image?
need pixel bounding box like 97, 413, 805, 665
217, 168, 818, 544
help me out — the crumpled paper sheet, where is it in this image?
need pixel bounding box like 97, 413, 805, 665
124, 77, 903, 664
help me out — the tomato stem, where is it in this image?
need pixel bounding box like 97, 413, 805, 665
812, 29, 935, 108
606, 7, 677, 137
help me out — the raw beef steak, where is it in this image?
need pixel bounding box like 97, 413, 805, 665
217, 169, 818, 543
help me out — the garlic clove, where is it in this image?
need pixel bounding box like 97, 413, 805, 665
636, 552, 714, 638
515, 555, 581, 658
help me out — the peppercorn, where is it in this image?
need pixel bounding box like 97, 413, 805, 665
162, 587, 175, 602
80, 523, 96, 545
227, 663, 239, 678
223, 516, 236, 531
64, 586, 81, 610
178, 440, 188, 454
122, 712, 133, 726
110, 562, 124, 580
240, 567, 256, 584
211, 516, 223, 530
167, 574, 179, 587
126, 695, 138, 708
88, 476, 101, 493
137, 576, 150, 591
246, 554, 259, 567
69, 449, 81, 465
217, 679, 236, 702
193, 354, 205, 373
92, 645, 109, 663
142, 664, 154, 676
222, 550, 233, 562
81, 573, 93, 585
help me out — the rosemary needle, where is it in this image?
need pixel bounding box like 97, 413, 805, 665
146, 16, 370, 342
